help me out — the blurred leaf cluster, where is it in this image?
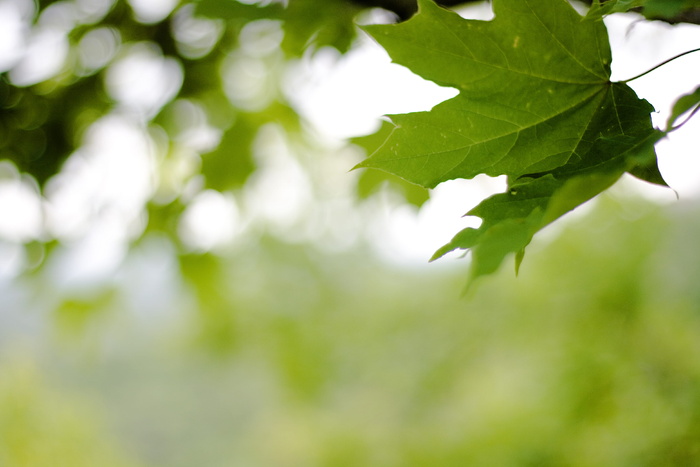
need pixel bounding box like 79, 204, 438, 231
0, 0, 424, 279
0, 0, 357, 184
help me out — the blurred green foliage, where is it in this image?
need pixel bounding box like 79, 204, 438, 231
0, 358, 144, 467
0, 0, 365, 188
3, 193, 700, 466
0, 0, 391, 261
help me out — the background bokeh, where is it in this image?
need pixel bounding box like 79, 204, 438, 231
1, 0, 700, 465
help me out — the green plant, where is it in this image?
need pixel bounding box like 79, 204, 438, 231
357, 0, 700, 284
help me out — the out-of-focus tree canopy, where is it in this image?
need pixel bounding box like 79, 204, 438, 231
0, 0, 419, 188
1, 0, 356, 184
0, 0, 436, 275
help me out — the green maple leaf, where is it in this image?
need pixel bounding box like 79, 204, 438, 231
352, 121, 430, 207
357, 0, 665, 283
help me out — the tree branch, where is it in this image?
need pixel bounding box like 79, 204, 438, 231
349, 0, 481, 20
348, 0, 700, 25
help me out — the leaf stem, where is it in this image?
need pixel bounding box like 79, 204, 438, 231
620, 47, 700, 83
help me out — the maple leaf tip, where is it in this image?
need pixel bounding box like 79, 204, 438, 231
351, 160, 369, 171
